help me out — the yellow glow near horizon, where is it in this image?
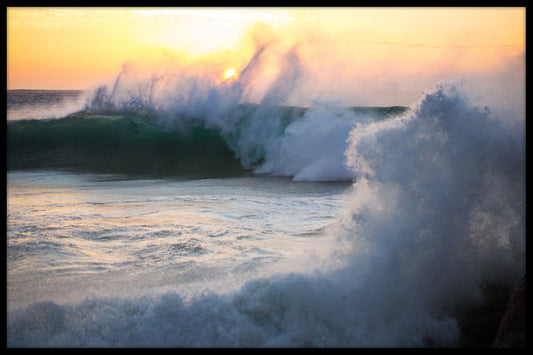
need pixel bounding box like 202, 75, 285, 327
7, 7, 525, 105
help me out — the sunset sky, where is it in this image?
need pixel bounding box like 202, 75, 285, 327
7, 7, 525, 106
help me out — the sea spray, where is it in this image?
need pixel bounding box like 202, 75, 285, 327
255, 105, 364, 181
338, 81, 525, 337
8, 80, 524, 347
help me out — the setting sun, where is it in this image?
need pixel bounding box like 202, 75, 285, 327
224, 68, 237, 79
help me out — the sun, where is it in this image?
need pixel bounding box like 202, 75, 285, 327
224, 68, 237, 79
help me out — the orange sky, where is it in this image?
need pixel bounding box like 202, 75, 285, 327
7, 7, 525, 105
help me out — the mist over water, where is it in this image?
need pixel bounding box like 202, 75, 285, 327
7, 37, 525, 347
7, 90, 88, 121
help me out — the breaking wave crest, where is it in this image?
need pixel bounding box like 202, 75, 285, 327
8, 90, 406, 180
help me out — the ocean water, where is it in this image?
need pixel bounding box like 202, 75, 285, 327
6, 67, 525, 347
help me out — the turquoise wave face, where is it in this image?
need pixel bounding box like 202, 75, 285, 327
6, 112, 246, 178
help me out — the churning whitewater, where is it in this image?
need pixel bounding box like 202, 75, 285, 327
6, 44, 525, 347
